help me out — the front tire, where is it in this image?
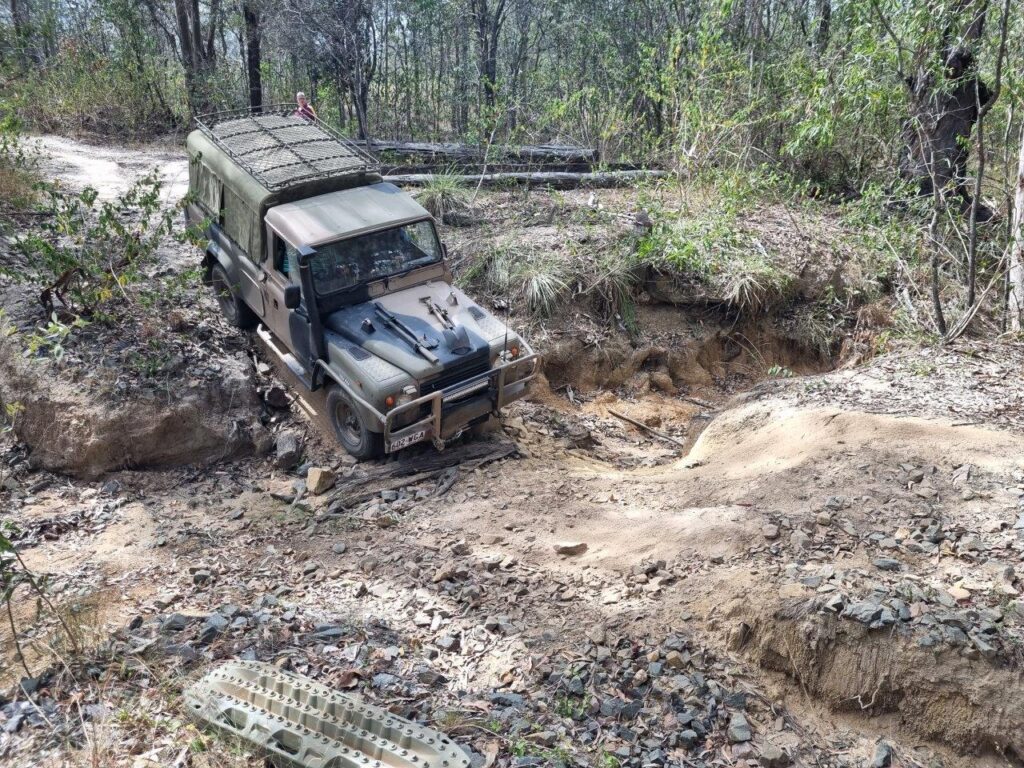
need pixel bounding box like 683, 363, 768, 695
327, 387, 384, 460
210, 263, 257, 329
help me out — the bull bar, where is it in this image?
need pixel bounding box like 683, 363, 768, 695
382, 352, 540, 452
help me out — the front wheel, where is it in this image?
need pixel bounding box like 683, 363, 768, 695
327, 387, 384, 460
210, 263, 257, 329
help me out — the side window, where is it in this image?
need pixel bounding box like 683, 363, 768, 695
406, 220, 441, 259
272, 237, 301, 285
287, 244, 302, 285
273, 236, 287, 272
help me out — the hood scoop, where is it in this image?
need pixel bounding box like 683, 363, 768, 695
443, 325, 472, 355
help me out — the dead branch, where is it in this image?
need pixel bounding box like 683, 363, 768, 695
607, 408, 687, 449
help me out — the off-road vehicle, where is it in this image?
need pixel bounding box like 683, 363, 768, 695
184, 107, 538, 459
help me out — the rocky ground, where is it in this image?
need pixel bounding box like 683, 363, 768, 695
2, 137, 1024, 768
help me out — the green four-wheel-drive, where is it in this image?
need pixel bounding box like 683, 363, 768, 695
184, 107, 538, 459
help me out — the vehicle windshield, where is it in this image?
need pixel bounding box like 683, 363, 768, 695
288, 220, 442, 295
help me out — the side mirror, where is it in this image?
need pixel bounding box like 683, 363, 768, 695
441, 243, 448, 259
284, 284, 302, 309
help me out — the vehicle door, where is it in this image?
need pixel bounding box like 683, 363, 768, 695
263, 230, 312, 365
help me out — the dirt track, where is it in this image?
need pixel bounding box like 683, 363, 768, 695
3, 137, 1024, 768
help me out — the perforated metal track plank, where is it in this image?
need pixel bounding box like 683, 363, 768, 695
185, 660, 471, 768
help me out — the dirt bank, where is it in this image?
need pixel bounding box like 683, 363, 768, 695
0, 334, 270, 478
741, 607, 1024, 759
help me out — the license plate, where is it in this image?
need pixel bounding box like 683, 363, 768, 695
390, 429, 426, 451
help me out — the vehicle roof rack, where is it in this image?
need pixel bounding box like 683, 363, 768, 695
193, 105, 379, 191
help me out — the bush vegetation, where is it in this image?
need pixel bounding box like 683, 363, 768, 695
9, 174, 174, 317
0, 0, 1021, 337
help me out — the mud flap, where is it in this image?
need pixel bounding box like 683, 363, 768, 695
185, 660, 472, 768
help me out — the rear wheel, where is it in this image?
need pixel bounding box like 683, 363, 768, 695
210, 263, 257, 329
327, 387, 384, 460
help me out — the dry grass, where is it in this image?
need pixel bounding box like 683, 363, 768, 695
719, 257, 793, 315
0, 130, 40, 212
415, 172, 470, 220
470, 247, 569, 317
0, 163, 38, 211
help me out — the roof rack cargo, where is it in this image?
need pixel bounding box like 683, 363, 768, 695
193, 106, 379, 192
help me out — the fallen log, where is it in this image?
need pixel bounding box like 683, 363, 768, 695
380, 161, 652, 175
384, 169, 669, 189
369, 140, 598, 165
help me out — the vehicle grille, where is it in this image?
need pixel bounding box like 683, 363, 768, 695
421, 349, 491, 397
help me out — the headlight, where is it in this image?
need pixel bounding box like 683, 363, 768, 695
386, 384, 418, 411
387, 385, 420, 426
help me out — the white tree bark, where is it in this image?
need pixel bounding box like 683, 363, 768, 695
1010, 126, 1024, 333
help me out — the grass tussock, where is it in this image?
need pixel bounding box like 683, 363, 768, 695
719, 254, 794, 314
469, 248, 569, 317
415, 172, 470, 220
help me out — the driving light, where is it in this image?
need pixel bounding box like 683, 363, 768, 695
499, 346, 522, 364
385, 395, 395, 408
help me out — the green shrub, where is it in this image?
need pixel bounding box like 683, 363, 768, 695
6, 173, 174, 316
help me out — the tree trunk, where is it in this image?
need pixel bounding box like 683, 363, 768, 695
352, 82, 370, 140
189, 0, 204, 63
1009, 126, 1024, 333
470, 0, 506, 109
926, 179, 949, 337
454, 14, 469, 134
965, 0, 1011, 307
243, 3, 262, 110
384, 169, 669, 189
900, 0, 990, 209
813, 0, 831, 57
173, 0, 198, 100
9, 0, 37, 63
173, 0, 215, 114
367, 140, 598, 164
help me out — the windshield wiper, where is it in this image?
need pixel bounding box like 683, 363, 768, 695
373, 302, 440, 364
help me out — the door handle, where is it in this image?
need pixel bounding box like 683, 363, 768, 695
258, 270, 269, 283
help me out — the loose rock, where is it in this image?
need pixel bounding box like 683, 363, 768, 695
307, 467, 336, 495
553, 541, 588, 556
